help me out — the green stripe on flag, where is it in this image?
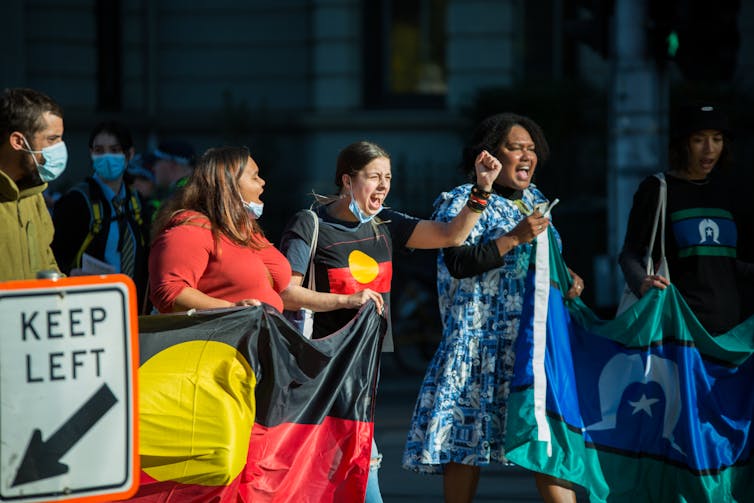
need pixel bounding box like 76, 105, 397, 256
506, 389, 754, 503
671, 208, 733, 221
678, 246, 736, 258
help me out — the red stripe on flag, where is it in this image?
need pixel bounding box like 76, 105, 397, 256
128, 470, 242, 503
327, 261, 392, 294
243, 417, 373, 502
129, 415, 373, 503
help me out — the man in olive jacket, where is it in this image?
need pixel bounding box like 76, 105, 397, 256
0, 88, 66, 281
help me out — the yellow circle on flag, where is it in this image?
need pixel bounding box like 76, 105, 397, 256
139, 340, 256, 485
349, 250, 380, 284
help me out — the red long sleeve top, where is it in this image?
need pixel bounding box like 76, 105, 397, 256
149, 211, 291, 313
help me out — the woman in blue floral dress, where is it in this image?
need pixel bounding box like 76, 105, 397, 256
402, 113, 585, 503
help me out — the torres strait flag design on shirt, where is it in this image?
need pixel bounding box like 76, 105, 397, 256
127, 302, 386, 503
670, 207, 738, 258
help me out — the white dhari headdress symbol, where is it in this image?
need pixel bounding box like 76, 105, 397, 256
699, 218, 720, 244
584, 353, 685, 455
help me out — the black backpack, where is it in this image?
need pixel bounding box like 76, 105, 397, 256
68, 177, 146, 270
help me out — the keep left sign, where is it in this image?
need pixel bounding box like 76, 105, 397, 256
0, 275, 139, 503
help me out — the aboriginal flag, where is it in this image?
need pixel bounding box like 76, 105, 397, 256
505, 228, 754, 502
127, 301, 386, 502
327, 252, 393, 295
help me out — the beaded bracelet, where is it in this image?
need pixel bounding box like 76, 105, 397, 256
471, 184, 492, 200
466, 193, 488, 213
466, 201, 486, 213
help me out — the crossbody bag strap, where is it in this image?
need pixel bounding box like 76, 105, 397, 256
656, 173, 667, 260
305, 210, 319, 290
655, 173, 669, 280
643, 173, 667, 276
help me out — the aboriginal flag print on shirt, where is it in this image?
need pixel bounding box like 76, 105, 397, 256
314, 223, 394, 345
280, 206, 421, 352
327, 241, 393, 295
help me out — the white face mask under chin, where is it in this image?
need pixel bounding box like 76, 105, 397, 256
242, 199, 264, 219
347, 183, 382, 224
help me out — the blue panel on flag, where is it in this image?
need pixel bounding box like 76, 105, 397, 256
671, 217, 737, 249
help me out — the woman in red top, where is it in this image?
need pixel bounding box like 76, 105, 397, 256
149, 145, 291, 313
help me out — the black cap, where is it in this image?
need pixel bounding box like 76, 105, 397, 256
672, 103, 731, 139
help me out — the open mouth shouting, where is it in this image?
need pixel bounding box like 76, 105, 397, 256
515, 164, 531, 182
366, 194, 385, 213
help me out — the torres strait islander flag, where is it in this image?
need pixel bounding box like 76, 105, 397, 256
127, 301, 386, 503
506, 227, 754, 502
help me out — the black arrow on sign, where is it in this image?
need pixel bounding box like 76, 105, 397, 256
12, 383, 118, 487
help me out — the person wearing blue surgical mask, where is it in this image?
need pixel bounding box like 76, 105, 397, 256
21, 137, 68, 183
51, 121, 152, 312
0, 87, 65, 281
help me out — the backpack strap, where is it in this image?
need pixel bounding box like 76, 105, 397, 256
69, 178, 106, 270
125, 187, 146, 245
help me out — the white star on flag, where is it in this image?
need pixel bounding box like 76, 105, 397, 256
629, 394, 660, 417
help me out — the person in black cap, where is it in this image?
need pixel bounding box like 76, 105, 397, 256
619, 103, 754, 333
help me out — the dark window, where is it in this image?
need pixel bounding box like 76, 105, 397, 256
96, 0, 122, 111
363, 0, 447, 109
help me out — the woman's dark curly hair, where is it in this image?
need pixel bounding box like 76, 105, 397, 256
461, 112, 549, 179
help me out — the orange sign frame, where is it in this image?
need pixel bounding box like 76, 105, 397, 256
0, 274, 140, 503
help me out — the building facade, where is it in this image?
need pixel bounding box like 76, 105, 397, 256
3, 0, 753, 309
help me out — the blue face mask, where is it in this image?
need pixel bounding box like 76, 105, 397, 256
243, 200, 264, 219
22, 137, 68, 182
347, 179, 382, 224
348, 196, 376, 224
92, 153, 127, 181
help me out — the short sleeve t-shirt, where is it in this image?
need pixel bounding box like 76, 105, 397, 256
280, 205, 420, 351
